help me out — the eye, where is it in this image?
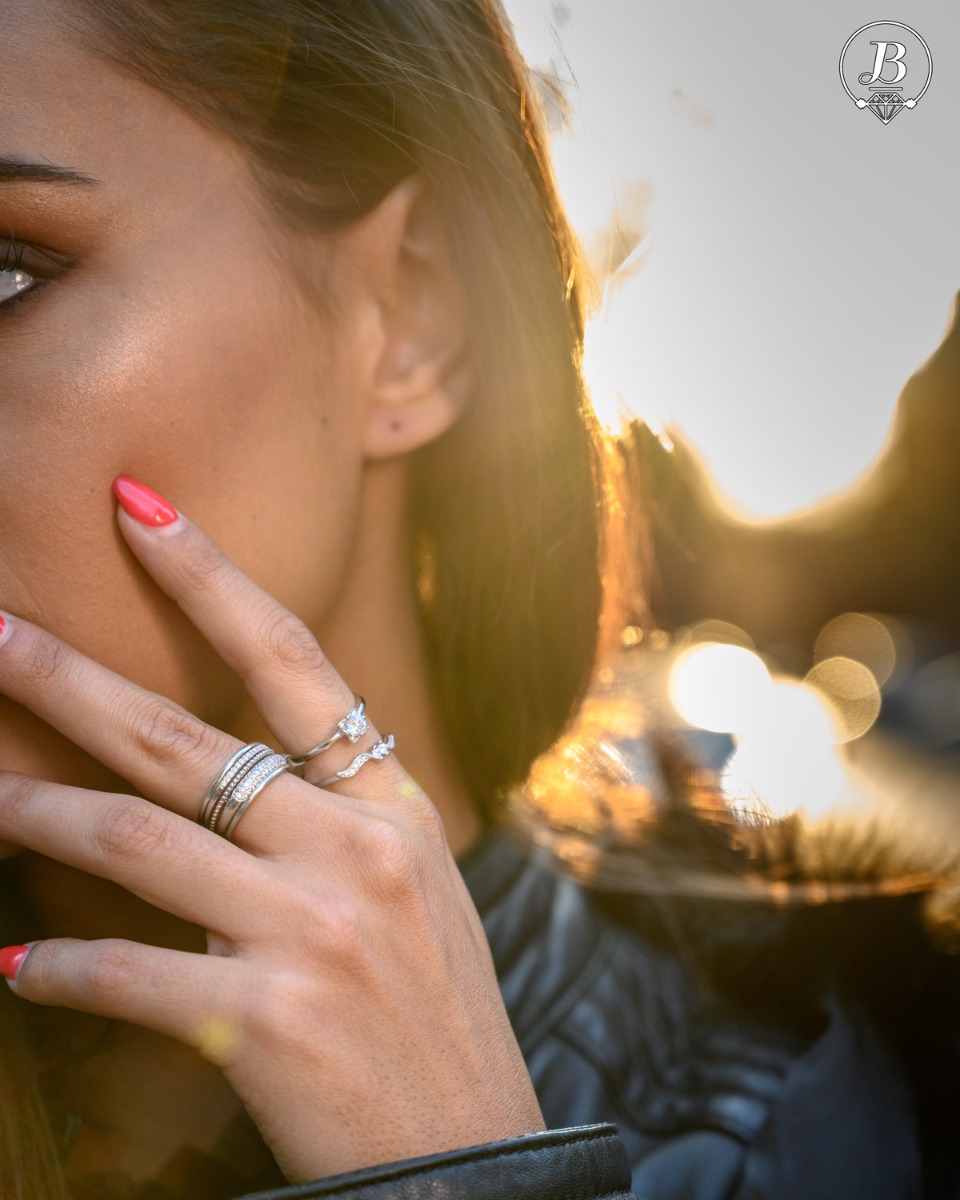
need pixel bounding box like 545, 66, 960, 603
0, 237, 70, 312
0, 266, 35, 304
0, 238, 38, 308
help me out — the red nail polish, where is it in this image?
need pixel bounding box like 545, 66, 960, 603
0, 614, 5, 637
113, 476, 178, 527
0, 946, 29, 980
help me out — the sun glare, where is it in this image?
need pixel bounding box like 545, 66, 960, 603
667, 635, 884, 821
668, 643, 772, 734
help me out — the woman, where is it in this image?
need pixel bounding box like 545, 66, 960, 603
1, 0, 615, 1194
0, 2, 953, 1198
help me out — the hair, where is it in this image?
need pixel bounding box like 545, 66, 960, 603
3, 1, 613, 1193
70, 0, 610, 809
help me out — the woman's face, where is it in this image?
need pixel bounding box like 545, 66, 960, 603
0, 3, 384, 802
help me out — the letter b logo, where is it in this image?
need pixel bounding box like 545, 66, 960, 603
840, 22, 932, 125
858, 41, 907, 86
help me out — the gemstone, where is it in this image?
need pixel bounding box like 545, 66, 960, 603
339, 708, 369, 742
371, 734, 395, 761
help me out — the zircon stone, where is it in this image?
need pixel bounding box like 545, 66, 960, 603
339, 708, 369, 742
371, 734, 395, 761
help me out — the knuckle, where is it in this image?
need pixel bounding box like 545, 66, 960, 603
364, 821, 425, 899
0, 772, 41, 828
131, 698, 218, 767
277, 885, 365, 960
281, 887, 371, 972
258, 611, 327, 675
18, 632, 72, 688
80, 941, 140, 1007
307, 894, 364, 959
243, 971, 320, 1049
405, 794, 447, 849
94, 797, 177, 863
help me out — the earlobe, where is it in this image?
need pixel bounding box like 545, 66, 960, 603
358, 175, 473, 461
363, 341, 472, 458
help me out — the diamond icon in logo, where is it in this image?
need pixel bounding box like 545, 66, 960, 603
867, 92, 905, 124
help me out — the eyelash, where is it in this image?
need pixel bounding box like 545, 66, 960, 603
0, 236, 26, 270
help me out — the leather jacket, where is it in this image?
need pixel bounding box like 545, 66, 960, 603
240, 824, 934, 1200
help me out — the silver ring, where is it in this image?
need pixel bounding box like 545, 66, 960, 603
218, 756, 290, 842
285, 696, 369, 768
199, 742, 290, 839
198, 743, 274, 829
314, 734, 396, 788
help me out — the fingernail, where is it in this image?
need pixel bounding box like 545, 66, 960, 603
113, 476, 179, 527
0, 612, 12, 648
0, 946, 29, 980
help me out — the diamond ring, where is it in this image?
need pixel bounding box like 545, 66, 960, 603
285, 696, 369, 768
313, 734, 396, 788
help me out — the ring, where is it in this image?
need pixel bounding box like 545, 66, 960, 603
314, 734, 396, 788
285, 696, 369, 768
198, 742, 291, 840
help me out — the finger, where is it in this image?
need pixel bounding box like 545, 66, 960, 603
0, 772, 272, 941
8, 938, 252, 1068
112, 478, 406, 797
0, 611, 243, 820
0, 613, 410, 859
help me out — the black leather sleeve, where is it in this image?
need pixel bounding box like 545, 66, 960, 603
235, 1124, 635, 1200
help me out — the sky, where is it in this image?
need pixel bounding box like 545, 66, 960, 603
502, 1, 960, 519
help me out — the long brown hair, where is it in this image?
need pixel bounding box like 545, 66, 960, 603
67, 0, 608, 807
4, 0, 611, 1192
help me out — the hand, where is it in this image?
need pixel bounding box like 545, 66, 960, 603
0, 479, 544, 1183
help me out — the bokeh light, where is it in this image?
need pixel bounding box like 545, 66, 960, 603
668, 643, 771, 734
805, 656, 882, 743
719, 680, 849, 822
814, 612, 898, 687
682, 620, 755, 650
666, 638, 883, 823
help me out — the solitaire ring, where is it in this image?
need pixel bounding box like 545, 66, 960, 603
285, 696, 369, 768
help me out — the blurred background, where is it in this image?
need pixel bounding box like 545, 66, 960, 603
503, 0, 960, 879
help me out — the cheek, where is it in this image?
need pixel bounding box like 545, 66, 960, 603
0, 275, 361, 780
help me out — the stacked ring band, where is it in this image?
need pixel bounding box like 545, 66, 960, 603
198, 742, 290, 840
314, 733, 396, 788
285, 696, 369, 768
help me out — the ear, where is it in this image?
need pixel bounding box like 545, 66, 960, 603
355, 175, 473, 460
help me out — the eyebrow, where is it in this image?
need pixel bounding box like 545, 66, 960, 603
0, 156, 100, 186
